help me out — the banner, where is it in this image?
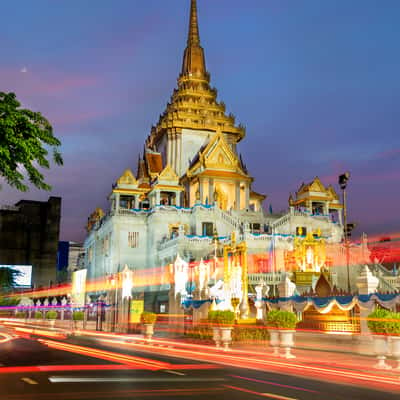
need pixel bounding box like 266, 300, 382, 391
129, 300, 144, 323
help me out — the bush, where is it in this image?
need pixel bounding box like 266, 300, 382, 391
34, 311, 43, 319
15, 311, 26, 318
232, 326, 269, 342
267, 310, 297, 330
208, 310, 219, 324
367, 307, 391, 334
141, 311, 157, 324
275, 310, 297, 329
46, 310, 57, 320
266, 310, 281, 328
387, 312, 400, 335
72, 311, 84, 321
208, 310, 235, 326
368, 308, 400, 335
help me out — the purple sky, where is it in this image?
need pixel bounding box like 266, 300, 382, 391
1, 0, 399, 242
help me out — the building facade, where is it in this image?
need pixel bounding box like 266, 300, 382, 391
84, 0, 345, 308
0, 197, 61, 288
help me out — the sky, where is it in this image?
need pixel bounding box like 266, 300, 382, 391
0, 0, 399, 242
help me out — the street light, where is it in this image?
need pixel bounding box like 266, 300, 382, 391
338, 172, 351, 293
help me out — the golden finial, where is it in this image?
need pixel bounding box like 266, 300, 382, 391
181, 0, 206, 76
188, 0, 200, 46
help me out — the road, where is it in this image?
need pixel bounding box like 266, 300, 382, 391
0, 325, 398, 400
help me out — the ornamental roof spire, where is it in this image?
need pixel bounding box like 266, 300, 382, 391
181, 0, 206, 76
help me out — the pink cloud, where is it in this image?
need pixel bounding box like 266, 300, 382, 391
0, 67, 98, 98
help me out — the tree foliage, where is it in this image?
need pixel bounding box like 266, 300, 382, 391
0, 267, 22, 291
0, 92, 63, 191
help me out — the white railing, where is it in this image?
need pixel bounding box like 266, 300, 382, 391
271, 212, 291, 229
215, 207, 241, 230
248, 273, 285, 285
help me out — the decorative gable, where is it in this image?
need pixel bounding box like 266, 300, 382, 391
158, 164, 179, 183
327, 185, 339, 200
309, 177, 326, 193
117, 169, 137, 186
205, 136, 237, 170
186, 130, 247, 178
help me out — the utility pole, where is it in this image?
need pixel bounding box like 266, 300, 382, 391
339, 172, 351, 293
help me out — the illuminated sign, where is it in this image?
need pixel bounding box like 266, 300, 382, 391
0, 265, 32, 287
71, 269, 87, 307
129, 300, 144, 323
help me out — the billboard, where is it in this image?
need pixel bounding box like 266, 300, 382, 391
71, 269, 87, 307
0, 265, 32, 287
129, 300, 144, 323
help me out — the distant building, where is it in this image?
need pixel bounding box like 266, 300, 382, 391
57, 241, 85, 283
0, 197, 61, 288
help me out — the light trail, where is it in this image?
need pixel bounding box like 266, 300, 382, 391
89, 334, 400, 392
230, 374, 319, 394
0, 331, 15, 344
224, 384, 298, 399
38, 339, 171, 370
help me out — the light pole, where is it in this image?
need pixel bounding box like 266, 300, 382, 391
338, 172, 351, 293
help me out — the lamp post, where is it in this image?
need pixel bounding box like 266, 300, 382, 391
338, 172, 351, 293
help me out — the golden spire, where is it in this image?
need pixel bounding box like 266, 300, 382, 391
188, 0, 200, 45
181, 0, 206, 76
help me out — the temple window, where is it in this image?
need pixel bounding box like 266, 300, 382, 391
202, 222, 214, 237
128, 232, 139, 248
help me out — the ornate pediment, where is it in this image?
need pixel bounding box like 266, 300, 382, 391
327, 185, 339, 200
117, 169, 137, 186
308, 177, 326, 193
158, 164, 179, 182
187, 130, 246, 178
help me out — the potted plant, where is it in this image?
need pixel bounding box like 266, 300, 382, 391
216, 310, 235, 351
275, 310, 298, 359
387, 311, 400, 370
72, 310, 84, 331
15, 311, 26, 319
141, 311, 157, 340
266, 309, 280, 356
46, 310, 57, 328
34, 311, 43, 323
208, 310, 221, 348
367, 307, 391, 369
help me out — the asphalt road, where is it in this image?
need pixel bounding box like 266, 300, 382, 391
0, 325, 399, 400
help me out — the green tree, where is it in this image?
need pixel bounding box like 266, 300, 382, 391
0, 267, 22, 292
0, 92, 63, 191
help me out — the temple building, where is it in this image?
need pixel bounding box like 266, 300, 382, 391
84, 0, 347, 311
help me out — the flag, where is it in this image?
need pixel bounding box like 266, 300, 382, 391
269, 204, 273, 214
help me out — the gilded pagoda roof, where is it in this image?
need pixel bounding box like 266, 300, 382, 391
147, 0, 245, 147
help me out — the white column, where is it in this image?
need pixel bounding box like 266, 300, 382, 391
235, 182, 240, 211
167, 133, 172, 166
209, 178, 214, 205
134, 195, 139, 209
175, 192, 181, 207
199, 179, 204, 204
115, 193, 120, 213
155, 190, 161, 206
172, 133, 177, 173
245, 184, 250, 210
176, 133, 181, 176
338, 208, 343, 225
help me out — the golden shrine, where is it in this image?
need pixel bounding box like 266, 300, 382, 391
285, 229, 332, 287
